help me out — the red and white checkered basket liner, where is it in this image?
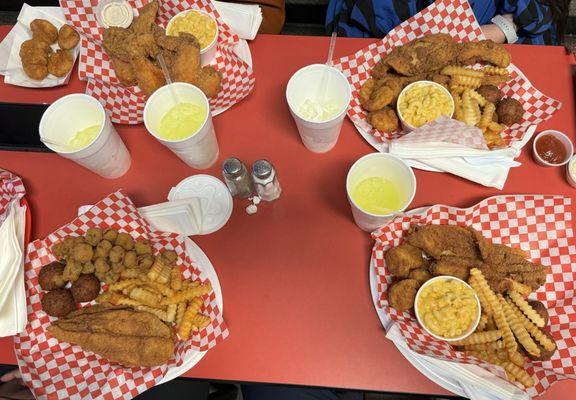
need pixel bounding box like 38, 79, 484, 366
371, 195, 576, 396
0, 169, 25, 225
332, 0, 562, 148
60, 0, 255, 124
395, 116, 489, 150
14, 190, 229, 400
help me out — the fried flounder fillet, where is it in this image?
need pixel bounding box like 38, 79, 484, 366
407, 225, 480, 259
384, 33, 459, 76
48, 306, 175, 367
457, 40, 511, 67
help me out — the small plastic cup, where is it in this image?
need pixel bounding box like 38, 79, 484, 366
144, 82, 219, 170
396, 81, 454, 133
346, 153, 416, 232
95, 0, 134, 28
286, 64, 351, 153
414, 276, 481, 342
39, 94, 131, 179
166, 9, 219, 66
532, 130, 573, 167
566, 155, 576, 188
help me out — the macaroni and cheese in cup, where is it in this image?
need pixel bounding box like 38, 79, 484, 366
397, 81, 454, 132
415, 276, 481, 341
167, 9, 219, 66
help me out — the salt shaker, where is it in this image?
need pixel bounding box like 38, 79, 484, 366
222, 157, 254, 199
252, 160, 281, 202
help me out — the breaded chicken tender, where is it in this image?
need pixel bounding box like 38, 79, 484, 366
386, 243, 427, 278
388, 279, 420, 311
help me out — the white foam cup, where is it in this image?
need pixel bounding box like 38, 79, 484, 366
346, 153, 416, 232
286, 64, 351, 153
39, 94, 131, 179
144, 82, 219, 170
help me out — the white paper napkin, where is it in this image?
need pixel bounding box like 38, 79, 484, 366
0, 4, 80, 88
212, 0, 262, 40
0, 201, 28, 337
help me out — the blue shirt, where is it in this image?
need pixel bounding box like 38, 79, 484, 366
326, 0, 557, 45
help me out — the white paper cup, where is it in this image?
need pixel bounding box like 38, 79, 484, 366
396, 81, 454, 133
414, 276, 481, 342
144, 82, 219, 170
566, 155, 576, 188
39, 94, 131, 179
166, 9, 219, 67
346, 153, 416, 232
286, 64, 351, 153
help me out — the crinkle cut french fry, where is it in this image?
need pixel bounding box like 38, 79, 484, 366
161, 283, 213, 305
467, 90, 487, 107
451, 330, 502, 346
462, 91, 481, 126
135, 305, 169, 322
502, 362, 534, 388
504, 278, 532, 297
451, 75, 483, 89
175, 302, 187, 327
468, 275, 492, 316
507, 299, 557, 352
178, 297, 204, 340
508, 350, 526, 367
488, 121, 506, 132
170, 267, 183, 291
477, 313, 489, 331
147, 257, 166, 282
166, 304, 177, 323
129, 287, 162, 307
453, 94, 464, 121
470, 269, 517, 355
144, 280, 174, 297
508, 291, 545, 327
191, 314, 211, 330
498, 294, 541, 357
482, 66, 509, 76
479, 102, 495, 129
109, 278, 141, 292
157, 264, 172, 285
442, 65, 484, 78
450, 85, 467, 96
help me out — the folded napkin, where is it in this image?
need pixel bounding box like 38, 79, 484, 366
0, 201, 27, 337
212, 0, 262, 40
388, 117, 535, 189
79, 198, 204, 236
0, 4, 79, 88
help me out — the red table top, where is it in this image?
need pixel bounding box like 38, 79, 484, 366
1, 26, 576, 398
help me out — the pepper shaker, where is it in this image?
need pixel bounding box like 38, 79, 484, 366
252, 159, 281, 201
222, 157, 254, 199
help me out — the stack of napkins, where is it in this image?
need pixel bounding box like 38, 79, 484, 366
213, 0, 263, 40
0, 201, 27, 337
388, 117, 534, 190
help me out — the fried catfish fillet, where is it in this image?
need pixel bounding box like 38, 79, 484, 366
407, 225, 480, 259
131, 56, 165, 96
48, 306, 175, 367
384, 33, 459, 76
131, 1, 159, 34
430, 256, 483, 281
457, 40, 511, 67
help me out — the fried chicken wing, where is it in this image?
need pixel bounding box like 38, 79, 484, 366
384, 34, 459, 76
131, 1, 159, 34
457, 40, 511, 67
407, 225, 480, 259
385, 243, 427, 278
131, 56, 165, 96
48, 306, 175, 367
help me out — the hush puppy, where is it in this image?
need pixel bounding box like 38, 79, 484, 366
41, 289, 75, 317
38, 261, 67, 290
388, 279, 420, 312
496, 98, 523, 126
70, 274, 101, 302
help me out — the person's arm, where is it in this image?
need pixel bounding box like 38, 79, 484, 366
498, 0, 553, 38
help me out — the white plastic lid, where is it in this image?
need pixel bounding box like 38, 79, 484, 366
168, 175, 233, 235
95, 0, 134, 28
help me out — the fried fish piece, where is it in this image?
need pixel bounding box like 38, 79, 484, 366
109, 56, 136, 86
127, 32, 160, 59
407, 225, 480, 259
131, 56, 165, 96
131, 1, 159, 34
385, 243, 427, 278
30, 19, 58, 44
388, 279, 420, 311
384, 34, 459, 76
102, 27, 133, 61
457, 40, 511, 67
19, 39, 52, 59
371, 59, 390, 79
23, 62, 48, 80
368, 107, 399, 132
58, 24, 80, 50
194, 66, 222, 98
408, 268, 432, 284
430, 256, 482, 281
48, 306, 175, 367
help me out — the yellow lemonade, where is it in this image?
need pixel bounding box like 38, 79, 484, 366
158, 102, 207, 141
351, 177, 403, 215
68, 125, 101, 151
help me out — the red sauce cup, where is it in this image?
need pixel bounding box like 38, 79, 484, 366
532, 130, 573, 167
